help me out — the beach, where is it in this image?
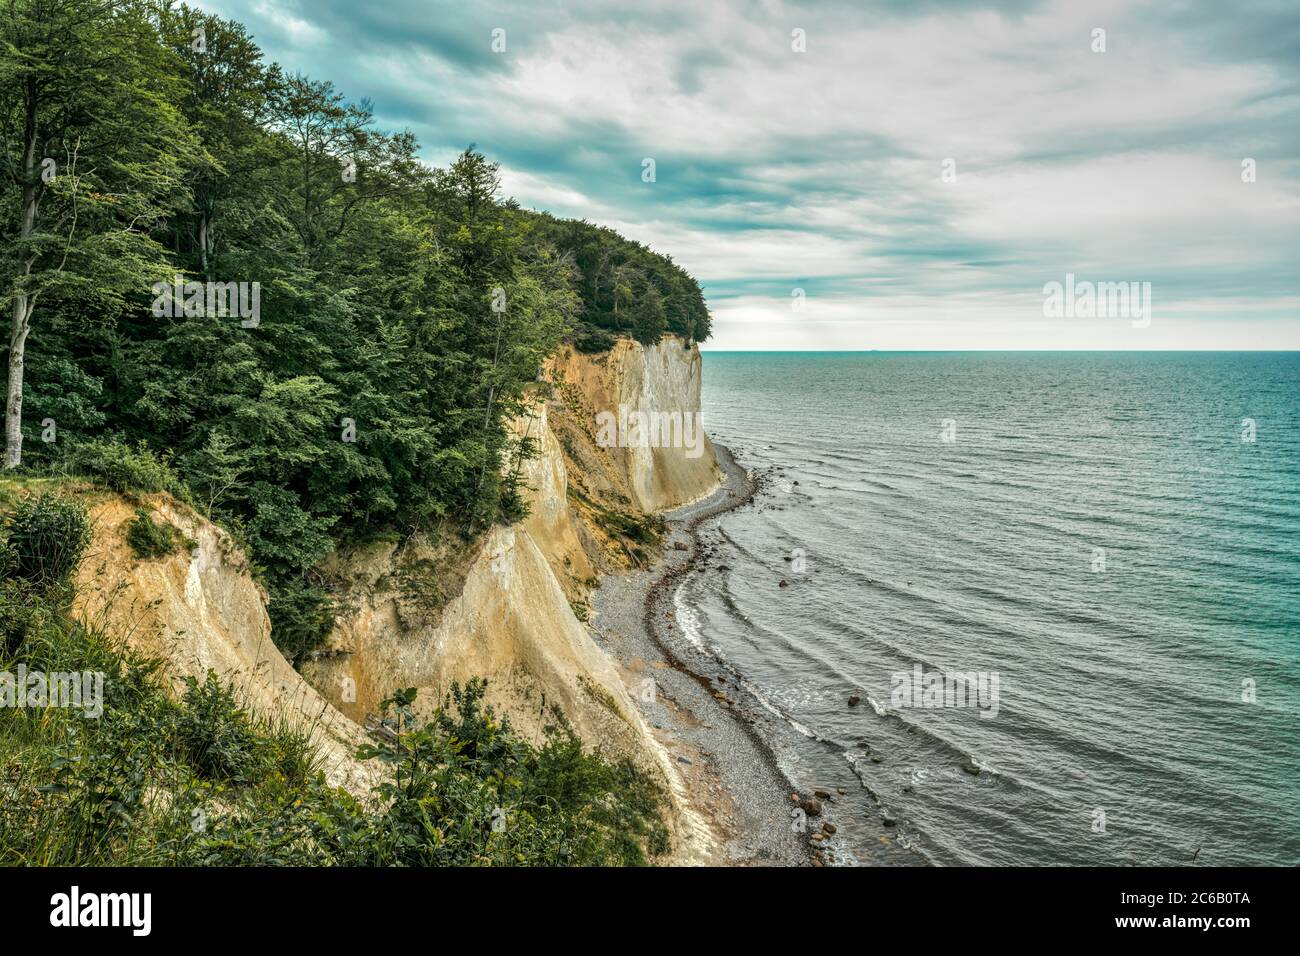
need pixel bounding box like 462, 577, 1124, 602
589, 443, 910, 865
586, 444, 797, 863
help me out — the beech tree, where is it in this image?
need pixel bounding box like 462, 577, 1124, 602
160, 5, 278, 278
0, 0, 195, 468
268, 73, 421, 262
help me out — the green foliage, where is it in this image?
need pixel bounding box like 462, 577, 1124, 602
242, 482, 336, 575
590, 503, 666, 565
174, 672, 313, 785
262, 576, 336, 664
0, 0, 200, 469
573, 324, 619, 354
527, 213, 712, 346
63, 440, 185, 497
0, 577, 669, 867
1, 2, 708, 660
355, 681, 669, 866
2, 493, 91, 592
14, 353, 106, 470
0, 1, 695, 867
0, 576, 40, 657
125, 507, 189, 560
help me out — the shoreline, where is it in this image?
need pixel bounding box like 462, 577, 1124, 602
589, 444, 814, 865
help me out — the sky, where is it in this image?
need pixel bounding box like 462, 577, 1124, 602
198, 0, 1300, 350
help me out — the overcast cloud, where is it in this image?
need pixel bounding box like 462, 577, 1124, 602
198, 0, 1300, 349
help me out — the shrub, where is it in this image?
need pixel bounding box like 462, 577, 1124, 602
591, 505, 665, 565
0, 579, 41, 656
64, 439, 184, 497
355, 680, 669, 866
497, 473, 530, 525
125, 507, 189, 559
264, 577, 336, 663
0, 593, 337, 866
39, 704, 170, 850
1, 578, 669, 867
2, 493, 92, 592
174, 673, 268, 784
0, 536, 15, 578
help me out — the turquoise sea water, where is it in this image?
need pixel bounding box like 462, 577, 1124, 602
684, 352, 1299, 866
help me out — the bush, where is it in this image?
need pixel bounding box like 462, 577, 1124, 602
264, 577, 335, 663
0, 536, 14, 578
355, 680, 669, 866
0, 579, 41, 656
0, 594, 336, 866
174, 673, 272, 784
572, 323, 618, 354
2, 493, 92, 592
1, 574, 669, 867
125, 507, 189, 559
592, 505, 665, 565
64, 439, 184, 497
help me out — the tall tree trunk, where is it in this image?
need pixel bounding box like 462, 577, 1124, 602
5, 79, 39, 470
198, 212, 210, 277
5, 286, 33, 469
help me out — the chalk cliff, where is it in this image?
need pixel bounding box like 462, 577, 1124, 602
70, 335, 720, 858
547, 338, 722, 513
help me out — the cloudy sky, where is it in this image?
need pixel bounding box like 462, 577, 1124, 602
198, 0, 1299, 350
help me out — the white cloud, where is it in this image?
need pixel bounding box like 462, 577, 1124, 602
203, 0, 1300, 348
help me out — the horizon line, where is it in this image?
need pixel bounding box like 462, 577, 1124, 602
696, 348, 1300, 353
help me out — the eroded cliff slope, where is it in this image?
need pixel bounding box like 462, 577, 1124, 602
72, 494, 380, 797
300, 337, 719, 744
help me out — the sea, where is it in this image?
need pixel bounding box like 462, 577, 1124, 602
679, 351, 1300, 866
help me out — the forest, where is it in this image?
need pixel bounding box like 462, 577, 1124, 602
0, 0, 711, 658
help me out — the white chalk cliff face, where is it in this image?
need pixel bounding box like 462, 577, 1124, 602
549, 338, 722, 512
301, 521, 654, 763
303, 336, 721, 742
513, 401, 594, 595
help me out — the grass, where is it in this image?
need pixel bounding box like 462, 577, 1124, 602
578, 674, 626, 720
565, 484, 664, 566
